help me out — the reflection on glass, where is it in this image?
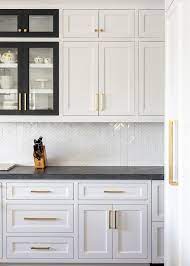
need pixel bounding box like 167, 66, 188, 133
0, 48, 18, 110
29, 48, 53, 110
0, 15, 18, 32
29, 16, 53, 32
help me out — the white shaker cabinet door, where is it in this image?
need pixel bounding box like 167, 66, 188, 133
152, 181, 164, 221
99, 10, 135, 38
63, 42, 99, 116
63, 10, 99, 38
78, 205, 112, 259
139, 42, 165, 116
113, 205, 148, 259
99, 42, 136, 116
152, 222, 164, 263
139, 10, 165, 38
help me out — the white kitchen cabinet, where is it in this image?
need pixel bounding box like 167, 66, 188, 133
113, 205, 148, 259
99, 42, 136, 116
139, 10, 165, 38
63, 10, 99, 38
7, 204, 74, 233
6, 182, 73, 200
139, 42, 165, 116
78, 204, 112, 259
152, 222, 164, 263
99, 10, 135, 38
152, 181, 164, 221
79, 182, 148, 200
63, 42, 99, 116
7, 237, 74, 259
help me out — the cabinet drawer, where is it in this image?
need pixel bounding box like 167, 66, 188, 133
152, 181, 164, 221
79, 183, 148, 200
139, 10, 165, 38
7, 237, 74, 259
152, 222, 164, 263
6, 182, 73, 200
7, 204, 73, 233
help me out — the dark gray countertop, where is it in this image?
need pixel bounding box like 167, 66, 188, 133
0, 166, 164, 180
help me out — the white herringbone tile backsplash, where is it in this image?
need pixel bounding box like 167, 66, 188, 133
0, 123, 164, 166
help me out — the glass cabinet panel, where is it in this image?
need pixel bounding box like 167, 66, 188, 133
29, 15, 53, 32
0, 15, 18, 32
0, 48, 18, 110
29, 48, 54, 111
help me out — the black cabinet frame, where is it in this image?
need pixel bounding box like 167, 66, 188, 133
0, 9, 59, 37
0, 42, 59, 115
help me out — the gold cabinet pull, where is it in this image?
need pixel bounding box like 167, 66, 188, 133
18, 93, 22, 111
24, 28, 28, 33
108, 210, 112, 229
104, 190, 125, 193
95, 93, 99, 111
94, 29, 98, 32
114, 210, 118, 229
169, 120, 178, 186
18, 28, 22, 32
24, 93, 27, 111
30, 190, 52, 193
24, 217, 57, 221
100, 92, 105, 111
31, 246, 50, 250
100, 29, 104, 32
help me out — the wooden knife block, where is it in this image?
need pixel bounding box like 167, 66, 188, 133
34, 146, 47, 169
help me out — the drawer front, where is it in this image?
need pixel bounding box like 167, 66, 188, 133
79, 183, 148, 200
7, 237, 74, 259
7, 182, 73, 200
7, 204, 73, 233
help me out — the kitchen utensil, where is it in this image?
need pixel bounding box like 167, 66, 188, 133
44, 57, 51, 64
1, 50, 16, 63
34, 56, 43, 64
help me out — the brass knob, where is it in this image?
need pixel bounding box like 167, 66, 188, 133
24, 28, 28, 33
18, 29, 22, 32
94, 29, 98, 32
100, 29, 104, 32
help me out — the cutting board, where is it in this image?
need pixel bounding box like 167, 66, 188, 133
0, 164, 15, 171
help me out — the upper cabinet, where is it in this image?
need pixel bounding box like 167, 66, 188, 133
0, 42, 59, 115
99, 10, 135, 38
63, 10, 99, 38
139, 42, 165, 116
63, 9, 135, 38
139, 10, 165, 38
0, 10, 59, 37
99, 42, 136, 116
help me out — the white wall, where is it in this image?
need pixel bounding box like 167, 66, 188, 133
0, 123, 164, 166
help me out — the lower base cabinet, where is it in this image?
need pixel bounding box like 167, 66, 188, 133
152, 222, 164, 264
0, 180, 164, 264
79, 204, 149, 260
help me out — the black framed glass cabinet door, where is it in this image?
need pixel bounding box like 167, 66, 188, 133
0, 10, 59, 37
24, 42, 59, 115
0, 42, 59, 115
0, 43, 22, 114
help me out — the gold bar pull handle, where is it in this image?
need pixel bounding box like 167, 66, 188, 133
100, 92, 105, 111
108, 210, 112, 229
30, 190, 52, 193
24, 93, 27, 111
31, 247, 51, 250
18, 93, 22, 111
104, 190, 125, 193
169, 120, 178, 186
95, 93, 99, 111
114, 210, 118, 229
24, 217, 57, 221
